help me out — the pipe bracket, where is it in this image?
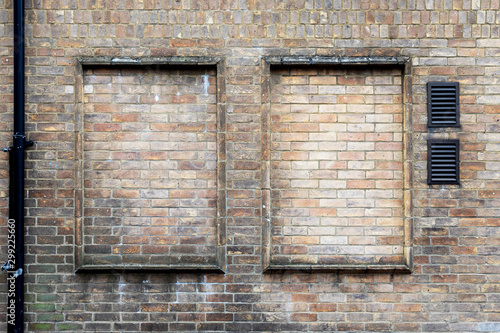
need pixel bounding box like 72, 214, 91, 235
12, 135, 33, 150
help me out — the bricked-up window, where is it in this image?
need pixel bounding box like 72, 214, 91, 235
266, 64, 407, 268
77, 63, 223, 270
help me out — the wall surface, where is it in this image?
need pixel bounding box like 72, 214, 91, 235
269, 65, 405, 267
0, 0, 499, 332
80, 65, 219, 269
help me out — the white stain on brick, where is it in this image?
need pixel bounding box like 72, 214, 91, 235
202, 74, 210, 96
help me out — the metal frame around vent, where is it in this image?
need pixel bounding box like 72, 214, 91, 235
427, 82, 460, 128
427, 140, 460, 185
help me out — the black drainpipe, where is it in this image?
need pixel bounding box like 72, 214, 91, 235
3, 0, 32, 331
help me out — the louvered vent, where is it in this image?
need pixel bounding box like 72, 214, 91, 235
427, 82, 460, 128
428, 140, 460, 185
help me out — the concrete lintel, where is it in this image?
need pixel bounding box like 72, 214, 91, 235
78, 56, 222, 66
265, 55, 409, 66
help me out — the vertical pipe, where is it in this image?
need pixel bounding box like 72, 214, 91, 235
13, 0, 24, 136
6, 0, 30, 332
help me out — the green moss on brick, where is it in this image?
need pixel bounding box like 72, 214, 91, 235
57, 323, 84, 331
29, 323, 55, 331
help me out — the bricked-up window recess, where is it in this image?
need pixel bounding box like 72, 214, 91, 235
262, 56, 413, 272
427, 140, 460, 185
75, 57, 227, 272
427, 82, 460, 128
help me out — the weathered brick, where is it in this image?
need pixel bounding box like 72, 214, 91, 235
79, 66, 219, 268
2, 1, 498, 332
270, 66, 404, 265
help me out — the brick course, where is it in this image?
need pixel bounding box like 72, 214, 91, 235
0, 0, 499, 332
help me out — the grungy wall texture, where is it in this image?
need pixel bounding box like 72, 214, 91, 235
0, 0, 499, 332
81, 66, 219, 269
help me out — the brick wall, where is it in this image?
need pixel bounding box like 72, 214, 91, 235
80, 65, 218, 268
270, 65, 405, 267
0, 0, 499, 332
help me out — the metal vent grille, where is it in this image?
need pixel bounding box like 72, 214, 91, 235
428, 140, 460, 185
427, 82, 460, 128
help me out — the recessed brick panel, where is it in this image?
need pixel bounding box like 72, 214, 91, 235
81, 65, 218, 268
270, 66, 405, 266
